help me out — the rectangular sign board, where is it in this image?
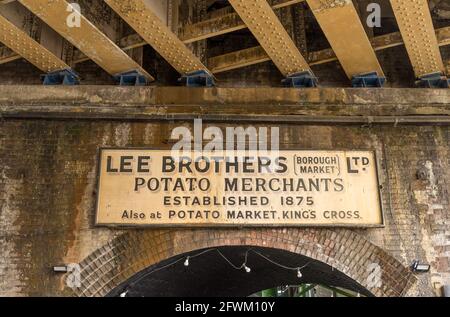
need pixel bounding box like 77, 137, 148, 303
95, 149, 383, 227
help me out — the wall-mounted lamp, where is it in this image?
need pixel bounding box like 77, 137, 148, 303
411, 260, 430, 273
443, 285, 450, 298
53, 265, 68, 273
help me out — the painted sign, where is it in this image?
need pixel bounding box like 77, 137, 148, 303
95, 149, 383, 227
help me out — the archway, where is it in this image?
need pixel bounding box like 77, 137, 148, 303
73, 229, 416, 297
107, 246, 373, 297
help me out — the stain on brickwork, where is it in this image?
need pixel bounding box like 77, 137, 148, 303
0, 173, 23, 296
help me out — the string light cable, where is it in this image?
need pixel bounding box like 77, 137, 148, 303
249, 249, 310, 278
216, 248, 250, 271
119, 248, 311, 297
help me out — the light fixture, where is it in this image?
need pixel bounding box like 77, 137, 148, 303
124, 248, 312, 288
53, 265, 68, 273
411, 260, 430, 273
443, 285, 450, 297
120, 290, 128, 297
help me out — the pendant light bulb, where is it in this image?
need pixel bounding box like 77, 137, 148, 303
120, 290, 128, 297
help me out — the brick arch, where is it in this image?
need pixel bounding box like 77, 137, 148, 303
73, 228, 416, 297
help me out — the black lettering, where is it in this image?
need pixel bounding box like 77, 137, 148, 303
258, 157, 271, 173
276, 157, 288, 173
347, 157, 359, 173
162, 156, 175, 173
179, 157, 193, 173
362, 157, 370, 166
243, 157, 255, 173
225, 178, 238, 191
137, 156, 151, 173
147, 178, 160, 191
198, 178, 210, 191
134, 178, 145, 191
226, 158, 239, 173
106, 156, 118, 172
120, 156, 133, 173
334, 178, 344, 192
195, 157, 210, 173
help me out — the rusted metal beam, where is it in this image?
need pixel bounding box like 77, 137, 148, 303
0, 11, 69, 72
438, 25, 450, 47
209, 26, 450, 74
1, 0, 74, 67
67, 17, 450, 70
179, 0, 305, 44
3, 2, 449, 80
228, 0, 311, 76
94, 0, 306, 49
306, 0, 384, 79
68, 9, 449, 68
70, 0, 305, 54
72, 33, 146, 64
0, 2, 46, 65
0, 45, 20, 64
2, 86, 449, 125
19, 0, 153, 80
209, 46, 270, 74
390, 0, 445, 78
104, 0, 208, 75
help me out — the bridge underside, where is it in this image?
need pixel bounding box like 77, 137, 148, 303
0, 0, 448, 87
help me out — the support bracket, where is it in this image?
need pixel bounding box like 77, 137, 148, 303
114, 70, 148, 86
42, 69, 80, 85
351, 72, 386, 88
282, 71, 318, 88
178, 70, 215, 87
416, 72, 450, 88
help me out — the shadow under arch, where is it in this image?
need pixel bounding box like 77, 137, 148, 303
73, 228, 416, 297
107, 246, 374, 297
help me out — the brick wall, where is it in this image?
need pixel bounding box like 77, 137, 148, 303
0, 110, 448, 296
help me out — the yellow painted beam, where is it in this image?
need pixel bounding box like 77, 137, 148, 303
208, 26, 450, 75
229, 0, 311, 76
0, 45, 21, 65
390, 0, 445, 77
19, 0, 153, 80
104, 0, 208, 75
179, 0, 305, 44
306, 0, 384, 78
0, 12, 69, 72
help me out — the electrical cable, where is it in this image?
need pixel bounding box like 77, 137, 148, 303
119, 247, 311, 297
249, 249, 310, 271
128, 248, 217, 289
216, 248, 249, 270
